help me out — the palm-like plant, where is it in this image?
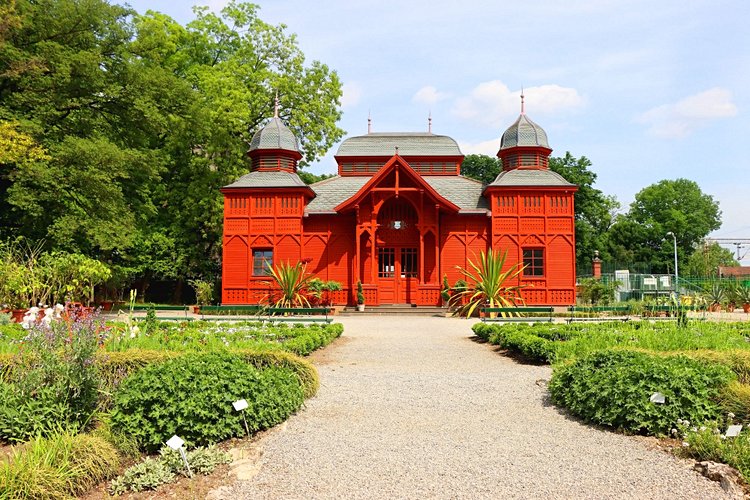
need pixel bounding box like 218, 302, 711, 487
449, 249, 526, 318
265, 261, 314, 308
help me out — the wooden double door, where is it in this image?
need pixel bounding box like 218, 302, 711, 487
377, 246, 418, 304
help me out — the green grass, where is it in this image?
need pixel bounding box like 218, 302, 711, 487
0, 428, 121, 499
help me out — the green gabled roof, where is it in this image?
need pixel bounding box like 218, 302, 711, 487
336, 133, 463, 157
500, 114, 550, 150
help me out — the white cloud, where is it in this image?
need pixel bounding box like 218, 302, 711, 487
636, 87, 738, 139
457, 137, 502, 157
451, 81, 584, 128
412, 85, 450, 105
341, 82, 363, 109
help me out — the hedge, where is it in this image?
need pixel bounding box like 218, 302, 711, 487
549, 350, 735, 435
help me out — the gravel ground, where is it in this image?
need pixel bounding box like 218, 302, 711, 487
219, 316, 735, 499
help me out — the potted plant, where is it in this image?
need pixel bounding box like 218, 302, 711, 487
703, 284, 725, 312
356, 280, 365, 312
190, 279, 214, 313
724, 284, 739, 312
736, 286, 750, 313
441, 274, 451, 307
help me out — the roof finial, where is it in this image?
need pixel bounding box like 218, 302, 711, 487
395, 145, 399, 155
274, 91, 279, 118
520, 87, 525, 115
428, 111, 432, 134
367, 110, 372, 134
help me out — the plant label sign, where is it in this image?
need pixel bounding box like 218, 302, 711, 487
166, 435, 185, 450
726, 425, 743, 438
649, 392, 666, 404
233, 399, 249, 411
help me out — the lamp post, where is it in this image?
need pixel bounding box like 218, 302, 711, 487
666, 231, 679, 304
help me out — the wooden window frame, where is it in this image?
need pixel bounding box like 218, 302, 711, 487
523, 248, 544, 277
252, 249, 273, 276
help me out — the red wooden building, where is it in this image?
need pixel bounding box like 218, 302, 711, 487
221, 104, 577, 306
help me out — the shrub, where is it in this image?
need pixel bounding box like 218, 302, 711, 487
491, 328, 557, 363
680, 424, 750, 481
108, 457, 175, 494
0, 429, 120, 498
97, 348, 319, 400
549, 350, 734, 435
110, 351, 305, 451
109, 445, 231, 494
0, 315, 102, 442
0, 383, 69, 443
718, 381, 750, 422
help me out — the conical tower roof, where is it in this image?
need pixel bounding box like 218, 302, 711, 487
499, 113, 550, 150
248, 116, 300, 154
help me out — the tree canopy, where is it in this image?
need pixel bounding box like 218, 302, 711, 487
0, 0, 344, 290
607, 179, 722, 274
460, 154, 501, 185
548, 153, 619, 272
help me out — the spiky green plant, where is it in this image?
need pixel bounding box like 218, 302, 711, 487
265, 261, 313, 308
449, 249, 526, 317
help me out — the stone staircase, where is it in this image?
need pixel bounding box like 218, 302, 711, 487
337, 304, 448, 316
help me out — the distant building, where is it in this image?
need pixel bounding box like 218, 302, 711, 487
719, 266, 750, 278
220, 99, 578, 306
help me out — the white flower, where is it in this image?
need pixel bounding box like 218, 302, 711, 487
728, 412, 736, 419
677, 419, 684, 425
682, 441, 690, 447
699, 426, 706, 432
671, 428, 678, 436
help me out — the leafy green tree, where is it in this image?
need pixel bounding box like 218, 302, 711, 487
0, 0, 345, 296
549, 153, 619, 272
683, 242, 738, 278
298, 171, 334, 185
607, 179, 722, 273
460, 154, 501, 184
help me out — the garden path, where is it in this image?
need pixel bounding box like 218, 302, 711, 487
214, 316, 734, 499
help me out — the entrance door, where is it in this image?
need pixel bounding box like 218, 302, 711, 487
378, 246, 418, 303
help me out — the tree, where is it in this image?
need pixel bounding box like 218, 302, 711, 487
460, 154, 501, 185
0, 0, 345, 295
548, 153, 619, 272
683, 242, 738, 278
299, 171, 334, 185
607, 179, 722, 273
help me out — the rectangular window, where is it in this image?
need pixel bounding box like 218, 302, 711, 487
523, 249, 544, 277
253, 249, 273, 276
400, 248, 418, 278
378, 248, 395, 278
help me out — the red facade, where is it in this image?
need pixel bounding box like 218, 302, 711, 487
221, 110, 577, 306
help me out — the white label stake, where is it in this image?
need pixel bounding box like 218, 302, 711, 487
233, 399, 250, 436
166, 435, 192, 477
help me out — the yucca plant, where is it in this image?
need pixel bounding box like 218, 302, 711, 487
264, 261, 314, 308
449, 249, 526, 318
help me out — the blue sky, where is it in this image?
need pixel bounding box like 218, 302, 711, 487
127, 0, 750, 264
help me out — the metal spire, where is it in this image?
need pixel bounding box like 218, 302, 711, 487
274, 91, 279, 118
428, 111, 432, 134
367, 110, 372, 134
520, 87, 525, 115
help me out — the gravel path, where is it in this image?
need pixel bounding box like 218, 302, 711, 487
221, 316, 734, 499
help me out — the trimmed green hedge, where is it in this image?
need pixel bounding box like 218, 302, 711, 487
110, 351, 305, 452
549, 350, 734, 435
